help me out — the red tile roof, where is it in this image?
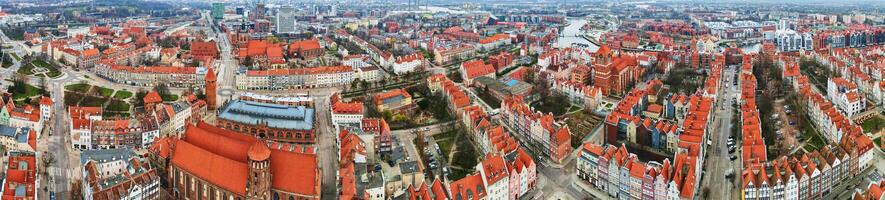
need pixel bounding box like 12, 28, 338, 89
480, 154, 508, 185
449, 174, 486, 200
289, 38, 322, 53
269, 148, 319, 196
169, 122, 319, 197
373, 89, 412, 105
461, 60, 495, 80
144, 91, 162, 104
479, 34, 510, 44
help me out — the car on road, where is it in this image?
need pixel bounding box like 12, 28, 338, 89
730, 155, 737, 161
728, 146, 736, 153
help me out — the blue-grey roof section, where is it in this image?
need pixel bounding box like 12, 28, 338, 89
15, 127, 29, 144
0, 125, 17, 138
80, 148, 133, 165
218, 100, 315, 130
15, 185, 24, 196
0, 125, 30, 144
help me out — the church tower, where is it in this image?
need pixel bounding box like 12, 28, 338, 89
246, 140, 272, 200
205, 67, 217, 110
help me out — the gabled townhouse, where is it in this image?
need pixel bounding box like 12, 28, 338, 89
477, 154, 509, 200
330, 93, 364, 128
827, 77, 865, 117
581, 142, 702, 200
500, 95, 572, 164
461, 59, 496, 85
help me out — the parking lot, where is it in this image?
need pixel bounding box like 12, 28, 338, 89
773, 99, 800, 153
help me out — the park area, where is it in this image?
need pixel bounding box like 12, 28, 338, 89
530, 93, 576, 116
432, 130, 479, 180
8, 79, 45, 105
64, 83, 134, 118
862, 115, 885, 134
366, 85, 454, 130
18, 59, 62, 78
565, 110, 603, 148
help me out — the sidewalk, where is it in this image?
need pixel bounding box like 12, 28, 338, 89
574, 180, 614, 200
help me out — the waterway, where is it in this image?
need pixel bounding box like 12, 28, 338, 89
555, 18, 600, 51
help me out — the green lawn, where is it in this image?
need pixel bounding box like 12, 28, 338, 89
449, 137, 479, 180
65, 83, 91, 93
80, 96, 106, 107
161, 94, 178, 101
862, 116, 885, 134
10, 53, 20, 61
102, 112, 130, 118
114, 90, 133, 99
106, 100, 130, 112
433, 131, 457, 160
11, 84, 44, 100
802, 129, 827, 151
18, 59, 61, 78
31, 60, 61, 78
64, 91, 83, 106
96, 87, 114, 97
16, 62, 34, 75
449, 168, 473, 181
2, 59, 11, 68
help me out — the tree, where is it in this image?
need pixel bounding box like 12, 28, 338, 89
11, 74, 28, 95
448, 70, 463, 83
157, 38, 176, 48
243, 56, 254, 67
533, 73, 551, 100
523, 69, 535, 84
360, 80, 370, 93
195, 88, 206, 100
38, 76, 47, 96
379, 78, 388, 89
97, 44, 110, 52
153, 83, 171, 97
133, 89, 148, 107
351, 78, 362, 91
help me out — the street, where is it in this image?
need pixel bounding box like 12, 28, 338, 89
699, 65, 741, 199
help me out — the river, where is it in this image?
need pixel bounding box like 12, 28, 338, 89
555, 18, 600, 51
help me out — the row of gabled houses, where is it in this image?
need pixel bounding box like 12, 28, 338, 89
587, 58, 723, 199
738, 51, 877, 200
69, 93, 208, 150
499, 95, 572, 164
578, 143, 700, 200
